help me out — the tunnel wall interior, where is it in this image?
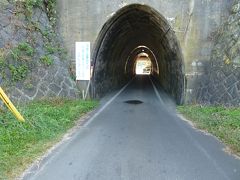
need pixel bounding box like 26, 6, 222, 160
92, 4, 185, 104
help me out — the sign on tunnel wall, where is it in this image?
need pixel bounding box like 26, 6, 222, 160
75, 42, 91, 80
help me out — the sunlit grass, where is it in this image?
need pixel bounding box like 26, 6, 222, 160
0, 99, 98, 179
178, 105, 240, 156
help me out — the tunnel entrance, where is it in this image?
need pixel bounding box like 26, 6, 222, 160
92, 4, 185, 104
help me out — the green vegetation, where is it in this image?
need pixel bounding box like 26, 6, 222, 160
45, 0, 57, 27
45, 43, 58, 54
11, 42, 34, 61
18, 42, 34, 56
40, 55, 53, 66
0, 99, 98, 179
0, 42, 34, 84
178, 105, 240, 155
9, 64, 28, 82
16, 0, 57, 26
44, 42, 68, 61
23, 0, 42, 16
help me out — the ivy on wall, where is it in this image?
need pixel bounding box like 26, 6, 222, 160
0, 42, 34, 84
0, 0, 67, 87
11, 0, 57, 25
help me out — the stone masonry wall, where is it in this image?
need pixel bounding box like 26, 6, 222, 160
0, 0, 79, 105
193, 0, 240, 106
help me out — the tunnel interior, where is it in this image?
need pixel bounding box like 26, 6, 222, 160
92, 4, 185, 104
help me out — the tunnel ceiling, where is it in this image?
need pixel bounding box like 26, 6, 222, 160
92, 4, 185, 104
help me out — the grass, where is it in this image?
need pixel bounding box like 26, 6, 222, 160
0, 99, 98, 179
178, 105, 240, 156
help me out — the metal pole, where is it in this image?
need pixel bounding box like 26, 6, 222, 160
84, 80, 91, 100
0, 87, 25, 122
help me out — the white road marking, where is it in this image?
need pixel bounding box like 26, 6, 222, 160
21, 78, 134, 180
149, 77, 164, 105
83, 78, 134, 127
149, 76, 230, 180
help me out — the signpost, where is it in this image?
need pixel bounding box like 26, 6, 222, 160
75, 42, 91, 80
0, 87, 25, 122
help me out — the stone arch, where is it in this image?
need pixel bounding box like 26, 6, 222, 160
92, 4, 185, 104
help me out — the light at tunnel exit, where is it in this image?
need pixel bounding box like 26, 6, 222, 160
135, 53, 152, 75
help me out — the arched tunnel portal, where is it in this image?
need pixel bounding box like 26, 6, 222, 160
92, 4, 185, 105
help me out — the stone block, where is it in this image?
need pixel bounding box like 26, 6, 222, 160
69, 89, 76, 98
35, 89, 45, 99
228, 85, 239, 100
0, 14, 10, 27
233, 55, 240, 64
64, 77, 73, 87
224, 74, 237, 88
220, 92, 233, 104
10, 88, 22, 100
43, 73, 54, 82
54, 73, 64, 86
37, 68, 47, 78
236, 82, 240, 91
58, 89, 68, 97
46, 90, 57, 97
214, 84, 227, 97
38, 12, 50, 29
49, 83, 61, 94
32, 8, 42, 22
14, 28, 27, 42
39, 82, 49, 93
22, 86, 37, 98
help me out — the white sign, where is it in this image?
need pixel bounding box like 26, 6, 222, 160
75, 42, 91, 80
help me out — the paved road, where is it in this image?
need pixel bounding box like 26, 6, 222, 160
25, 76, 240, 180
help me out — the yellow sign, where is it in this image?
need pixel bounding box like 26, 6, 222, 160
0, 87, 25, 122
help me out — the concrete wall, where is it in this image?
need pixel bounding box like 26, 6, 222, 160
57, 0, 233, 102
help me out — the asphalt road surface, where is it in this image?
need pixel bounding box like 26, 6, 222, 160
24, 76, 240, 180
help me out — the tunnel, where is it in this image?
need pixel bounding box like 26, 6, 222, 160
91, 4, 185, 105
